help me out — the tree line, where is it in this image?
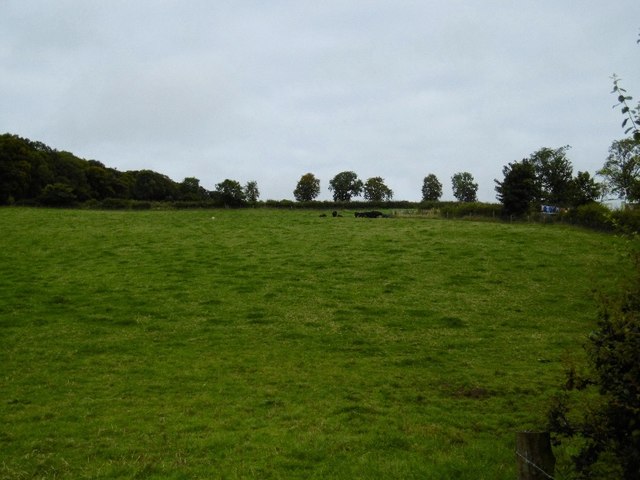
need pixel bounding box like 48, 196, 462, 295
0, 134, 476, 207
292, 170, 478, 203
0, 130, 637, 213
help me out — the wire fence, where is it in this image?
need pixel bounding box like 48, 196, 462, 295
516, 449, 556, 480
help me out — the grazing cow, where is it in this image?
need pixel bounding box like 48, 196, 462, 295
355, 211, 384, 218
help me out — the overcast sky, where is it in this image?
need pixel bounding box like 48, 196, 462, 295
2, 1, 639, 201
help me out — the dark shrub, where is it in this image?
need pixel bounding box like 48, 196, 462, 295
611, 207, 640, 234
38, 183, 78, 207
548, 255, 640, 479
564, 203, 613, 231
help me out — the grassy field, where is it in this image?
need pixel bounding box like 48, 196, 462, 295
0, 208, 632, 479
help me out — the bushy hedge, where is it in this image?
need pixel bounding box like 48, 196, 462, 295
435, 202, 502, 219
558, 203, 640, 233
561, 203, 613, 231
610, 207, 640, 234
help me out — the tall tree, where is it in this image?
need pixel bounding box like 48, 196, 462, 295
328, 171, 363, 202
529, 146, 574, 206
451, 172, 478, 202
52, 151, 92, 201
244, 180, 260, 203
0, 134, 35, 203
293, 173, 320, 202
130, 170, 178, 201
215, 179, 246, 206
179, 177, 209, 201
569, 171, 602, 206
363, 176, 393, 202
421, 174, 442, 202
598, 138, 640, 202
86, 162, 118, 200
495, 159, 538, 215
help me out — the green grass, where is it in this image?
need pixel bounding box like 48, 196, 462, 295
0, 208, 632, 479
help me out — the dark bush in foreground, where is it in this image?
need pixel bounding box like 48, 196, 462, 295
548, 255, 640, 479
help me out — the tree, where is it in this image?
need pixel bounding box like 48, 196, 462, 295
244, 180, 260, 203
53, 151, 92, 201
130, 170, 178, 201
179, 177, 209, 201
598, 138, 640, 202
293, 173, 320, 202
451, 172, 478, 202
422, 174, 442, 201
215, 179, 246, 206
494, 159, 538, 215
363, 176, 393, 202
328, 171, 363, 202
0, 134, 34, 203
529, 146, 574, 206
86, 163, 118, 200
569, 171, 602, 207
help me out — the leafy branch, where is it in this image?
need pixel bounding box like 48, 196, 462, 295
611, 75, 640, 141
611, 32, 640, 142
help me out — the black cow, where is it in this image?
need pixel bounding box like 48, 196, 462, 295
354, 211, 384, 218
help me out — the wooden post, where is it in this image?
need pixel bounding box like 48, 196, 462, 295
516, 431, 555, 479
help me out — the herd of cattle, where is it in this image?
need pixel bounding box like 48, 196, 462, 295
354, 211, 388, 218
320, 211, 390, 218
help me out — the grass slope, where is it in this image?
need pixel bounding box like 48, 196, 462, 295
0, 208, 630, 479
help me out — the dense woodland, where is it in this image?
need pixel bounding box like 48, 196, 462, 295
0, 133, 216, 207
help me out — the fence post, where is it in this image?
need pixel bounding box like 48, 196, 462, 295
516, 431, 555, 479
